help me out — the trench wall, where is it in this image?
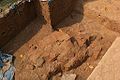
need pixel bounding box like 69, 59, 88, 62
49, 0, 74, 27
0, 1, 37, 47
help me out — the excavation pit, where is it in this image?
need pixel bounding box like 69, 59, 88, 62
0, 0, 120, 80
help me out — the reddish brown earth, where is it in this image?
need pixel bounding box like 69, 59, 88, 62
1, 0, 120, 80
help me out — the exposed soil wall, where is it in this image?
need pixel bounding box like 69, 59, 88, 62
0, 1, 37, 47
49, 0, 74, 27
33, 0, 75, 28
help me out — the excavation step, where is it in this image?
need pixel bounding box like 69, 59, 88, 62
87, 37, 120, 80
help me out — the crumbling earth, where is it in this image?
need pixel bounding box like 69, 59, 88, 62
2, 0, 120, 80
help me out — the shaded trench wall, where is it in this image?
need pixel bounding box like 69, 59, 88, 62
0, 1, 37, 47
49, 0, 74, 27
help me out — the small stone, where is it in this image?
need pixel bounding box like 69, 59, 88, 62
58, 72, 62, 76
87, 63, 94, 69
58, 29, 63, 32
36, 57, 45, 67
89, 65, 94, 69
61, 73, 76, 80
20, 54, 23, 58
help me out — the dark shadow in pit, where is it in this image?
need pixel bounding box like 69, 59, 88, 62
53, 0, 96, 29
1, 0, 47, 53
0, 1, 37, 47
